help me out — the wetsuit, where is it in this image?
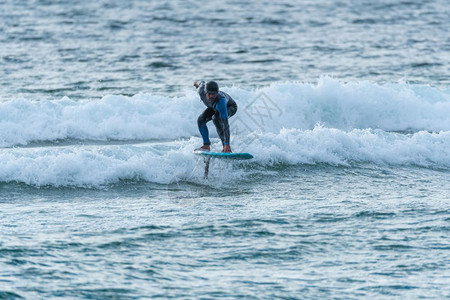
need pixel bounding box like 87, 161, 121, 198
197, 81, 238, 146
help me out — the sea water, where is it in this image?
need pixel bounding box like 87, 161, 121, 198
1, 0, 449, 299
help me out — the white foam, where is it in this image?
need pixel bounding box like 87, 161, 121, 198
0, 141, 198, 186
1, 78, 450, 147
1, 78, 450, 186
1, 127, 449, 187
243, 126, 450, 167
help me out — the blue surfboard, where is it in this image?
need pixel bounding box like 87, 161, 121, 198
194, 150, 253, 160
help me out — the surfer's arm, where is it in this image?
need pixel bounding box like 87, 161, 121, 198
196, 81, 211, 107
196, 81, 206, 95
217, 97, 228, 120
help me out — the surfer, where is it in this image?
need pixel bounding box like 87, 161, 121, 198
194, 80, 237, 153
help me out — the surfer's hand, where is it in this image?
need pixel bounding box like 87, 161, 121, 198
193, 81, 200, 88
222, 145, 232, 153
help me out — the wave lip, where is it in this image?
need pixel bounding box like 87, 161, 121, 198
0, 94, 198, 148
246, 78, 450, 133
1, 78, 450, 147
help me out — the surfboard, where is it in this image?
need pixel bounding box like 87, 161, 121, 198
194, 150, 253, 160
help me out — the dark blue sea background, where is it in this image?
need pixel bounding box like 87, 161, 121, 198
1, 0, 449, 298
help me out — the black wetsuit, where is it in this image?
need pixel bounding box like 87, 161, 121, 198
197, 81, 237, 146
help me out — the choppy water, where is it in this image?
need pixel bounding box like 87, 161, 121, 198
1, 0, 449, 101
1, 0, 450, 299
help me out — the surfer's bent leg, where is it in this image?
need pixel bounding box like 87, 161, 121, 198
197, 108, 215, 145
212, 113, 225, 145
213, 104, 237, 146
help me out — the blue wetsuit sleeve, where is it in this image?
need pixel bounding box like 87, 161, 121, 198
217, 97, 228, 119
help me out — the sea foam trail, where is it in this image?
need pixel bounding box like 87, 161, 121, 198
1, 78, 450, 147
245, 126, 450, 167
1, 128, 449, 187
0, 141, 200, 187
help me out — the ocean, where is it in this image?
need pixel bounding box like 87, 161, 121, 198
1, 0, 449, 298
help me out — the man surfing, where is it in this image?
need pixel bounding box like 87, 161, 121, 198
194, 81, 237, 153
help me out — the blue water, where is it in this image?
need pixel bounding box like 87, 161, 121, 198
1, 0, 450, 298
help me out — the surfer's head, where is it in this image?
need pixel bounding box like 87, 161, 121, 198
205, 81, 219, 101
